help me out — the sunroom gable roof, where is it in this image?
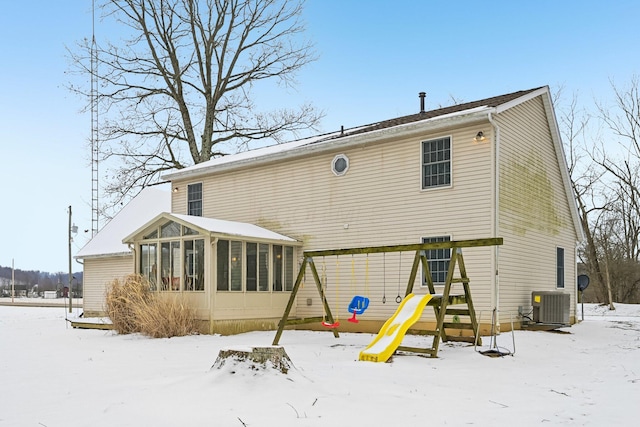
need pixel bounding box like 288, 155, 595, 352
123, 212, 299, 244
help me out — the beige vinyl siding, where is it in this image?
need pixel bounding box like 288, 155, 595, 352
213, 292, 292, 320
173, 124, 496, 321
172, 185, 187, 214
159, 291, 211, 321
82, 255, 133, 316
496, 96, 578, 322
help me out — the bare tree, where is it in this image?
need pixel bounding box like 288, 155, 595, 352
597, 79, 640, 258
556, 90, 616, 307
591, 211, 618, 308
591, 75, 640, 305
599, 76, 640, 155
69, 0, 322, 208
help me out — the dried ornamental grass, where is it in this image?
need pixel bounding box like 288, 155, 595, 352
105, 274, 198, 338
105, 274, 151, 334
135, 296, 198, 338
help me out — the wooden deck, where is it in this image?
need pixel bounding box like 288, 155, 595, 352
69, 319, 113, 330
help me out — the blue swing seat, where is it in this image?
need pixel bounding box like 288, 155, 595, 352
348, 295, 370, 315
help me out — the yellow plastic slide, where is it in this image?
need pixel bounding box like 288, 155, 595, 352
359, 293, 432, 362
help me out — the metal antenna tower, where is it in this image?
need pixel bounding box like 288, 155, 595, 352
90, 0, 99, 237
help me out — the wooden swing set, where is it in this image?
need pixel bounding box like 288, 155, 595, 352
317, 254, 372, 328
272, 238, 503, 358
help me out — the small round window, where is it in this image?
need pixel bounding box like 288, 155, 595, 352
331, 154, 349, 176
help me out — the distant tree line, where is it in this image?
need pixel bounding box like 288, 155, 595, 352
0, 266, 83, 296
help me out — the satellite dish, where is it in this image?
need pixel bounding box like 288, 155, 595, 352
577, 274, 590, 292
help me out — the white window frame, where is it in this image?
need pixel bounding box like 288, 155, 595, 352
331, 154, 350, 176
215, 240, 296, 293
421, 136, 452, 190
139, 222, 205, 292
556, 247, 565, 289
187, 182, 203, 216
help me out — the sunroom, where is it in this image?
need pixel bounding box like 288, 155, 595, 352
122, 213, 302, 334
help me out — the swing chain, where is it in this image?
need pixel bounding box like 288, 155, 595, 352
320, 256, 340, 328
382, 252, 386, 304
396, 252, 403, 303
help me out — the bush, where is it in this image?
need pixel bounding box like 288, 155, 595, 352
105, 274, 150, 335
105, 274, 198, 338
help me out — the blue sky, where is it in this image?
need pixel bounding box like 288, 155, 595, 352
1, 0, 639, 273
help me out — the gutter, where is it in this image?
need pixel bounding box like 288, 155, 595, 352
74, 251, 133, 261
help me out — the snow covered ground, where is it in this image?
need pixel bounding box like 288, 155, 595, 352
1, 303, 638, 426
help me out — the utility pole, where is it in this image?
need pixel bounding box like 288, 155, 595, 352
68, 206, 73, 313
68, 207, 78, 313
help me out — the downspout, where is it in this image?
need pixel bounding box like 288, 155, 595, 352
488, 111, 500, 330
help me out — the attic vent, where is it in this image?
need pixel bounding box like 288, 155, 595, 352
331, 154, 349, 176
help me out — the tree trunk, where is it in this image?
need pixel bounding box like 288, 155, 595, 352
602, 249, 616, 310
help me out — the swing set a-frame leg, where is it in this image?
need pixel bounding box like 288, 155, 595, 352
273, 257, 339, 345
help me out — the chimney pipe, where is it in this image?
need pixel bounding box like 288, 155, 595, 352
419, 92, 426, 113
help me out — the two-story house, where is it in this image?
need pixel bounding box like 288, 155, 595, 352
77, 86, 583, 335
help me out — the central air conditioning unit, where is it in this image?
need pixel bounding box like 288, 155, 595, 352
531, 291, 570, 325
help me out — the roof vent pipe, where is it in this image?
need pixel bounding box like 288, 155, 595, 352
419, 92, 426, 113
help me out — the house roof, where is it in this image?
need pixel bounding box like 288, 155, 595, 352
122, 212, 299, 244
163, 87, 543, 181
75, 185, 171, 259
162, 85, 583, 243
316, 87, 544, 140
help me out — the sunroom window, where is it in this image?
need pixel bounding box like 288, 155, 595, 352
216, 240, 229, 291
161, 221, 181, 238
139, 222, 205, 292
259, 243, 269, 291
184, 239, 204, 291
284, 246, 294, 291
246, 243, 258, 291
140, 243, 157, 290
273, 245, 283, 291
216, 240, 295, 292
230, 241, 243, 291
160, 241, 181, 291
